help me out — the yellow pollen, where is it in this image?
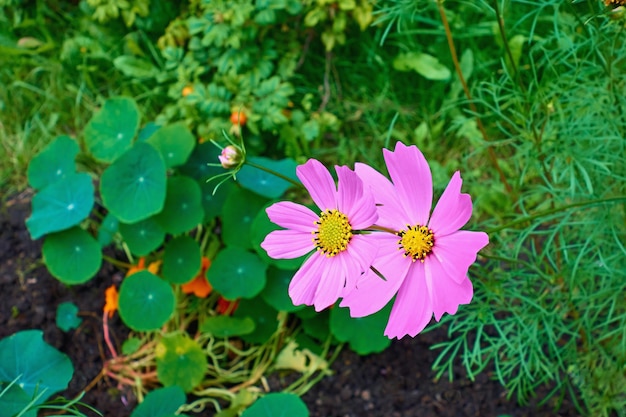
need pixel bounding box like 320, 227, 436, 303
312, 209, 353, 257
397, 225, 435, 262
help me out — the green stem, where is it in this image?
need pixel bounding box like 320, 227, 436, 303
102, 255, 132, 270
244, 160, 302, 188
486, 197, 626, 234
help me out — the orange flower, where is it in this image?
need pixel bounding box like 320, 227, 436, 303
126, 257, 146, 276
216, 297, 239, 315
182, 257, 213, 298
126, 257, 161, 276
104, 285, 119, 318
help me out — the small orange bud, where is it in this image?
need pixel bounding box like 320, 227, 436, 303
182, 257, 213, 298
182, 85, 194, 97
230, 111, 247, 126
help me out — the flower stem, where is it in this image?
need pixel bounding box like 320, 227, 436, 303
486, 197, 626, 234
244, 160, 302, 188
436, 0, 513, 196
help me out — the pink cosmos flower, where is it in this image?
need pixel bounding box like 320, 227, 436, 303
261, 159, 379, 311
340, 142, 489, 339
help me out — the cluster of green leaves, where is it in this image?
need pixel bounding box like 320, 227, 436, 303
25, 95, 394, 415
367, 1, 626, 416
113, 0, 374, 158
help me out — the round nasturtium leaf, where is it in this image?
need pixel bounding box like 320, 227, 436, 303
118, 271, 175, 331
122, 337, 142, 356
161, 235, 201, 284
0, 330, 73, 406
130, 385, 186, 417
233, 297, 279, 344
250, 204, 307, 270
199, 316, 255, 338
155, 176, 204, 235
330, 303, 392, 355
241, 393, 309, 417
261, 267, 302, 313
42, 227, 102, 284
207, 247, 267, 299
146, 122, 195, 168
0, 382, 33, 417
118, 216, 165, 256
155, 334, 207, 393
221, 186, 268, 249
100, 142, 166, 224
27, 135, 79, 190
84, 96, 140, 163
98, 212, 119, 247
26, 172, 95, 240
237, 156, 299, 199
178, 141, 225, 182
199, 178, 233, 222
137, 121, 161, 142
55, 301, 82, 332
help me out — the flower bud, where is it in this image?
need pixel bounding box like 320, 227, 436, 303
219, 145, 242, 169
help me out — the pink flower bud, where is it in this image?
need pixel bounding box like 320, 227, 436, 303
219, 145, 241, 169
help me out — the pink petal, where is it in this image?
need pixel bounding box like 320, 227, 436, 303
296, 159, 336, 211
424, 257, 473, 321
336, 165, 377, 230
313, 256, 345, 311
383, 142, 433, 226
384, 263, 433, 339
266, 201, 319, 232
432, 230, 489, 283
340, 239, 411, 317
344, 234, 381, 272
261, 229, 313, 259
354, 163, 407, 230
428, 171, 473, 237
337, 248, 364, 296
289, 254, 325, 306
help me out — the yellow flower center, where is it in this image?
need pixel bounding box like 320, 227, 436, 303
313, 209, 353, 257
397, 225, 434, 262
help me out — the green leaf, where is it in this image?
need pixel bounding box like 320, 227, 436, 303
98, 212, 119, 247
250, 204, 307, 270
26, 173, 94, 240
221, 187, 268, 249
241, 393, 309, 417
393, 52, 451, 80
130, 386, 186, 417
137, 121, 161, 142
161, 235, 201, 284
156, 334, 207, 393
27, 135, 79, 190
42, 227, 102, 284
146, 122, 196, 168
178, 141, 225, 182
207, 247, 267, 299
118, 271, 175, 331
118, 217, 165, 256
100, 142, 166, 224
55, 302, 82, 332
0, 330, 73, 405
0, 381, 34, 417
199, 179, 234, 222
234, 298, 279, 344
330, 304, 392, 355
199, 316, 255, 338
122, 337, 142, 355
237, 156, 298, 198
155, 176, 204, 235
84, 97, 140, 163
261, 267, 303, 312
113, 55, 159, 78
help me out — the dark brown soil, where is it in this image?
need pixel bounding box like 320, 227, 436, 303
0, 194, 582, 417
